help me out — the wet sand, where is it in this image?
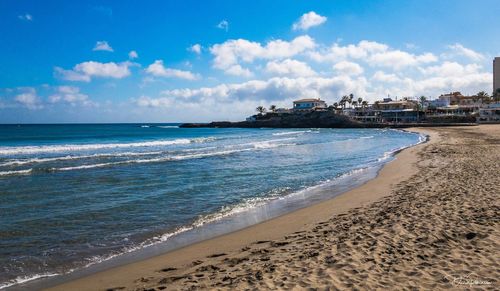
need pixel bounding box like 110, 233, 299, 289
47, 125, 499, 290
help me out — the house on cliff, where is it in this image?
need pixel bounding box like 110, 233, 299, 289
293, 98, 327, 111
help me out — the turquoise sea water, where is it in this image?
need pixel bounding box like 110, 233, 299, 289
0, 124, 423, 289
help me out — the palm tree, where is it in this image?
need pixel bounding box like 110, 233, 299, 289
333, 102, 339, 109
352, 100, 358, 108
340, 95, 348, 109
348, 94, 354, 108
269, 105, 277, 113
419, 96, 427, 110
256, 106, 266, 114
361, 100, 368, 108
476, 91, 490, 104
357, 97, 363, 106
477, 91, 488, 97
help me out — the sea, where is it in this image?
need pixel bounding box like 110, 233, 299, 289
0, 124, 425, 289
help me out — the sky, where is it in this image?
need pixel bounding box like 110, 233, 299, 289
1, 0, 499, 123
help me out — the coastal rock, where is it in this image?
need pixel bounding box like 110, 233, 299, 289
180, 111, 365, 128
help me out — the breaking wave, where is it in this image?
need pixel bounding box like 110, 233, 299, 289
0, 137, 216, 155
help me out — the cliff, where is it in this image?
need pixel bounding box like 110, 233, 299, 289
180, 111, 368, 128
179, 111, 479, 128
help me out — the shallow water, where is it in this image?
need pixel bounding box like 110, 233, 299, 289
0, 124, 423, 289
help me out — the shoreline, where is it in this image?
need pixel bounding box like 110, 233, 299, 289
39, 128, 435, 291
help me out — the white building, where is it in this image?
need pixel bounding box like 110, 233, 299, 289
478, 103, 500, 123
293, 98, 327, 111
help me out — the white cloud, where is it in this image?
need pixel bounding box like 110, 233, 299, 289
308, 40, 388, 62
369, 51, 437, 70
15, 89, 42, 110
55, 61, 132, 82
409, 73, 491, 94
93, 41, 114, 52
49, 86, 95, 106
145, 60, 198, 80
419, 61, 482, 77
18, 14, 33, 21
374, 61, 491, 97
225, 65, 253, 77
217, 20, 229, 31
135, 95, 173, 108
210, 35, 316, 74
372, 71, 401, 83
189, 44, 202, 54
265, 59, 316, 77
128, 50, 138, 59
333, 61, 364, 76
147, 75, 367, 107
292, 11, 327, 31
307, 40, 437, 70
446, 43, 484, 61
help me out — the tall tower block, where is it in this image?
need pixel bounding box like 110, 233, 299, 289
494, 57, 500, 94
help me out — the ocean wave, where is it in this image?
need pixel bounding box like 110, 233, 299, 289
342, 135, 375, 142
0, 137, 216, 156
229, 137, 297, 149
272, 130, 311, 136
48, 142, 295, 172
0, 151, 165, 167
0, 169, 32, 176
376, 132, 428, 162
0, 273, 59, 290
157, 125, 179, 129
1, 140, 296, 174
251, 141, 295, 149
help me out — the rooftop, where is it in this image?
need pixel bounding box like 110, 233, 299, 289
293, 98, 324, 103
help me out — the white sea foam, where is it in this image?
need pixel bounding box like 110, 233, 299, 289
376, 132, 428, 162
231, 137, 296, 149
344, 135, 375, 142
49, 142, 295, 172
0, 272, 59, 290
56, 163, 115, 171
157, 125, 179, 128
0, 137, 216, 155
0, 151, 165, 167
0, 169, 32, 176
272, 130, 311, 136
252, 141, 287, 149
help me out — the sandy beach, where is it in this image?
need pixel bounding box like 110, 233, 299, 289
47, 125, 499, 290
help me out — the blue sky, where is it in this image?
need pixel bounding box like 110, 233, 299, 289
1, 0, 499, 123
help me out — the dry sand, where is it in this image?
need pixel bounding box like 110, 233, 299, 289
47, 125, 499, 290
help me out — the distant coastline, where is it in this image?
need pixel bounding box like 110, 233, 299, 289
179, 110, 478, 128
